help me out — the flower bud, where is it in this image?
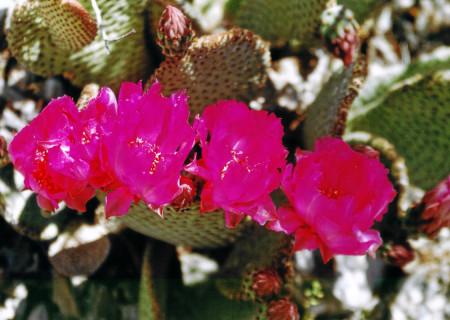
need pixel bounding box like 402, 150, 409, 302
157, 5, 195, 57
386, 242, 415, 267
352, 145, 380, 161
413, 176, 450, 238
320, 5, 360, 67
267, 299, 300, 320
252, 269, 283, 299
171, 176, 197, 208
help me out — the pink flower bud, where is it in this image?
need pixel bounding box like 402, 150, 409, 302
252, 269, 283, 299
352, 145, 380, 161
267, 300, 300, 320
268, 137, 396, 263
386, 242, 415, 267
157, 5, 195, 57
321, 6, 360, 67
171, 176, 197, 208
417, 176, 450, 238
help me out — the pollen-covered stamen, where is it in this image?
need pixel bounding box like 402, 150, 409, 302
128, 137, 163, 175
32, 148, 63, 194
81, 130, 91, 144
221, 150, 251, 179
318, 185, 341, 200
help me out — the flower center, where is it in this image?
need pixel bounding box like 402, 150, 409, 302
318, 185, 341, 200
32, 149, 63, 194
128, 137, 163, 175
221, 150, 250, 179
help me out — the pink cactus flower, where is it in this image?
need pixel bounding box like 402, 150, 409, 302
186, 100, 288, 228
99, 81, 196, 218
8, 97, 95, 212
268, 137, 396, 263
74, 86, 118, 190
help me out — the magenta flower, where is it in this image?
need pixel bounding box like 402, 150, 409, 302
268, 137, 396, 263
99, 81, 196, 218
8, 97, 95, 212
73, 87, 118, 190
186, 100, 288, 227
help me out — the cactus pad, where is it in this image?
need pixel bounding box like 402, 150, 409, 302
37, 0, 97, 51
302, 57, 367, 150
96, 193, 247, 249
350, 72, 450, 190
339, 0, 387, 23
7, 0, 152, 91
225, 0, 336, 46
150, 27, 270, 121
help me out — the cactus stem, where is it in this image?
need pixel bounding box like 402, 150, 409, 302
90, 0, 136, 54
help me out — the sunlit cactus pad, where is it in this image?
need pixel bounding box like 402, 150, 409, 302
150, 27, 270, 120
350, 71, 450, 190
339, 0, 387, 22
302, 58, 367, 150
225, 0, 335, 46
99, 198, 247, 249
37, 0, 97, 51
7, 0, 151, 90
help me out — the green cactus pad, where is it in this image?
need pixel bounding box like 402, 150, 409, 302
8, 0, 152, 91
350, 72, 450, 190
37, 0, 97, 51
338, 0, 387, 23
96, 192, 247, 249
7, 0, 76, 76
302, 57, 367, 150
150, 27, 270, 121
225, 0, 336, 47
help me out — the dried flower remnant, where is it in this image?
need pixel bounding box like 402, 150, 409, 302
186, 100, 288, 227
8, 97, 95, 212
267, 299, 300, 320
268, 137, 396, 263
100, 81, 196, 218
157, 5, 195, 57
0, 135, 10, 167
252, 268, 283, 299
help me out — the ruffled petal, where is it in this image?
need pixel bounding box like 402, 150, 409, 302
105, 188, 134, 218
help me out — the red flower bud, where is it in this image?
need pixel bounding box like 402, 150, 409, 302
267, 300, 300, 320
416, 176, 450, 238
252, 269, 282, 298
171, 176, 197, 208
352, 145, 380, 161
386, 242, 415, 267
157, 5, 195, 57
